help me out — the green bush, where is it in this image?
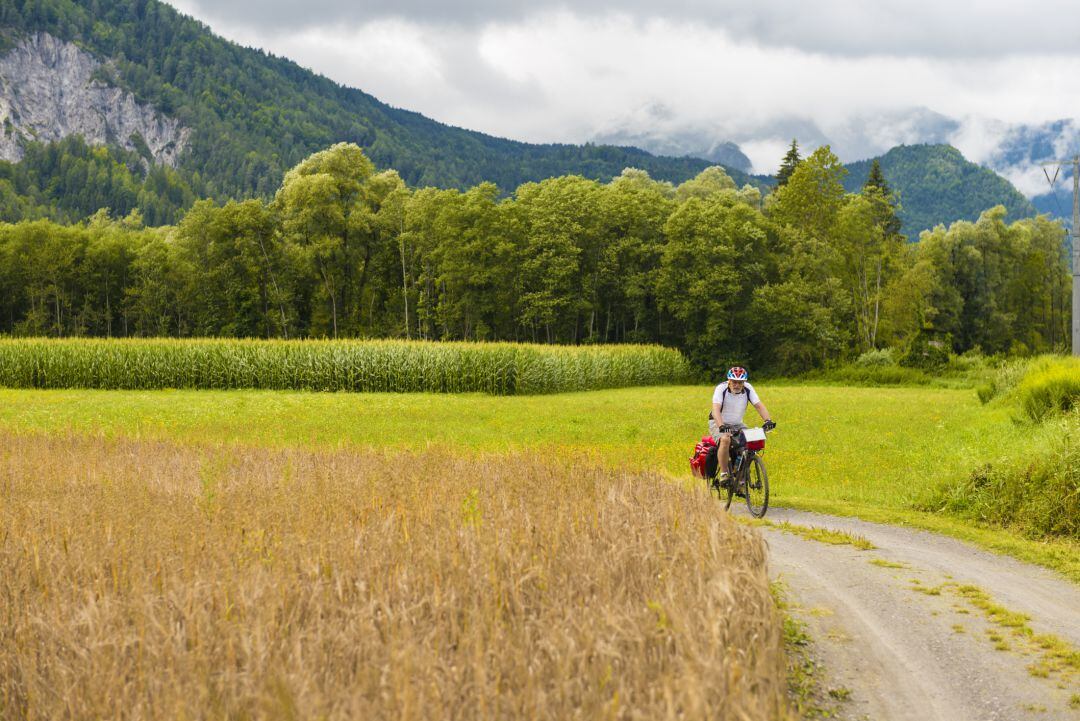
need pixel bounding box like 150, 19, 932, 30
819, 364, 929, 386
853, 348, 897, 368
945, 350, 990, 375
801, 347, 994, 389
919, 411, 1079, 540
0, 338, 695, 395
899, 331, 952, 370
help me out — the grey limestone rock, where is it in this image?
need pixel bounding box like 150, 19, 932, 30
0, 32, 189, 166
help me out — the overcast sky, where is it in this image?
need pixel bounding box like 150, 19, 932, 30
167, 0, 1080, 176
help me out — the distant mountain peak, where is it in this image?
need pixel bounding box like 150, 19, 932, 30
591, 104, 753, 173
843, 144, 1036, 239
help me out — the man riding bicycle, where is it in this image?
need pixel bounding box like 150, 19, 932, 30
709, 366, 775, 490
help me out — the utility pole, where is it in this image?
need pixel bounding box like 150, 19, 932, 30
1073, 156, 1080, 356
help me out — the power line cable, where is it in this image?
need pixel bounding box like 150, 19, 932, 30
1044, 163, 1068, 221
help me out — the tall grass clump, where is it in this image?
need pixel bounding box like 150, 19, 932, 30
919, 410, 1079, 540
0, 432, 790, 720
0, 338, 695, 395
923, 355, 1080, 541
977, 355, 1044, 404
1016, 356, 1080, 421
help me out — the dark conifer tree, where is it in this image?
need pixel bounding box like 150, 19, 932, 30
776, 139, 801, 187
862, 159, 902, 238
863, 159, 889, 195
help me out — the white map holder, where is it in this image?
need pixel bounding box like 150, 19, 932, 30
743, 427, 766, 443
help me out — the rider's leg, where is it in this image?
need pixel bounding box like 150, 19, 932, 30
718, 432, 732, 474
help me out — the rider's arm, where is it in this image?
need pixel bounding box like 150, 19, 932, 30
753, 401, 772, 423
712, 402, 724, 424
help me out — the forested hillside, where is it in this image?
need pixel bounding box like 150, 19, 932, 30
0, 137, 196, 226
0, 0, 745, 223
843, 144, 1037, 239
0, 143, 1069, 373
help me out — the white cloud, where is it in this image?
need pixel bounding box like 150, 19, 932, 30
170, 0, 1080, 58
948, 116, 1011, 165
165, 1, 1080, 176
738, 139, 794, 177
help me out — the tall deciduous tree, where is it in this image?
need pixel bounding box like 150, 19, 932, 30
675, 166, 737, 202
770, 145, 847, 243
834, 195, 903, 350
274, 143, 375, 337
603, 169, 675, 342
173, 199, 286, 338
514, 176, 606, 342
657, 196, 775, 371
909, 207, 1069, 354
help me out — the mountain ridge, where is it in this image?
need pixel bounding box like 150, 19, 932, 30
0, 0, 752, 206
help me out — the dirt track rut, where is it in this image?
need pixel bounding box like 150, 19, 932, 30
741, 507, 1080, 720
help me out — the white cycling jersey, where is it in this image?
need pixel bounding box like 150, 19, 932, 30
711, 381, 760, 426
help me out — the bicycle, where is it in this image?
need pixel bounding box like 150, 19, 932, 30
719, 425, 772, 518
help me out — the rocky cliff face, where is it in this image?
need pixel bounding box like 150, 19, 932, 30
0, 32, 189, 166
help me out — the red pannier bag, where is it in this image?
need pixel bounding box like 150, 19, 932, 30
689, 435, 717, 478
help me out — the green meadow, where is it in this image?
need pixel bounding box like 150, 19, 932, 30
2, 383, 1075, 579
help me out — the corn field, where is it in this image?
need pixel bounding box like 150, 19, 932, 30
0, 338, 695, 395
0, 433, 790, 720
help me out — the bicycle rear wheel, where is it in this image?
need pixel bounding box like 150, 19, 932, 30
743, 454, 769, 518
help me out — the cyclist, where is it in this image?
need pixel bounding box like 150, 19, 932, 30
709, 366, 775, 490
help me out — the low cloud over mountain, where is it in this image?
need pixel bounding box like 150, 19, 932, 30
590, 105, 1080, 223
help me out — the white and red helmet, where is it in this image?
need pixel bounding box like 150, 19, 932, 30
726, 366, 748, 381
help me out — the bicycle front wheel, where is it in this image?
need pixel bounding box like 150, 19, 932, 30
724, 481, 735, 511
723, 455, 739, 511
743, 454, 769, 518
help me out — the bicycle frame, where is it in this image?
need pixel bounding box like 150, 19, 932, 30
725, 437, 769, 518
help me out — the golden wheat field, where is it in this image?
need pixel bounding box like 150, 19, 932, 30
0, 432, 788, 720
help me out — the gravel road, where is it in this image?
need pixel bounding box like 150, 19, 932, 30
740, 507, 1080, 720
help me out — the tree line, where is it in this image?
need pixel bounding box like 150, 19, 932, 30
0, 142, 1070, 374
